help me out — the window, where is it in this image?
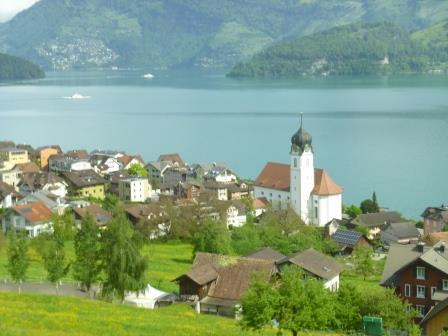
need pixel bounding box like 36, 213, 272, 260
432, 287, 437, 299
405, 284, 411, 297
294, 158, 297, 168
314, 207, 318, 219
415, 305, 426, 318
416, 266, 425, 280
416, 285, 426, 299
443, 280, 448, 291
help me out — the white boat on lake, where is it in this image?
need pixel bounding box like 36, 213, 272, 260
142, 73, 154, 79
63, 93, 91, 100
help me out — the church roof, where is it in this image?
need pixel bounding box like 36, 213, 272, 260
255, 162, 342, 196
254, 162, 290, 192
312, 168, 343, 196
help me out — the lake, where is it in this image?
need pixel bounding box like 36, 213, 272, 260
1, 70, 447, 219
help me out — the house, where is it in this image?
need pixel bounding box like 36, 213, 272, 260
226, 200, 246, 228
203, 182, 229, 201
90, 149, 124, 159
18, 172, 68, 198
64, 149, 89, 160
175, 181, 202, 200
203, 165, 237, 184
331, 229, 371, 255
125, 204, 169, 239
49, 155, 92, 173
227, 182, 250, 200
90, 155, 121, 176
18, 190, 66, 214
245, 247, 287, 263
420, 297, 448, 336
117, 155, 145, 170
73, 204, 111, 228
1, 202, 53, 237
145, 161, 172, 185
175, 253, 277, 316
252, 197, 269, 217
158, 153, 185, 167
163, 166, 189, 186
325, 218, 351, 237
380, 242, 448, 321
106, 171, 132, 196
277, 248, 344, 292
253, 117, 343, 226
34, 146, 62, 169
422, 206, 448, 235
351, 211, 406, 239
0, 181, 22, 208
0, 147, 29, 170
14, 162, 40, 174
380, 222, 421, 247
62, 170, 107, 200
0, 168, 22, 189
118, 177, 152, 203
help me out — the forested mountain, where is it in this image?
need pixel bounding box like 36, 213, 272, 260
227, 22, 448, 78
0, 53, 45, 80
1, 0, 448, 70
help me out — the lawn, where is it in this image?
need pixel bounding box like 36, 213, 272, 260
0, 240, 193, 293
0, 292, 341, 336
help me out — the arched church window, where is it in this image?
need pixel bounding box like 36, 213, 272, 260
294, 158, 297, 168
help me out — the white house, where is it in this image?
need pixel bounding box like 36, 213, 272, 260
118, 177, 152, 203
0, 181, 21, 208
0, 168, 22, 190
226, 201, 247, 228
2, 202, 53, 237
254, 116, 343, 226
18, 172, 68, 198
277, 248, 343, 292
49, 156, 92, 173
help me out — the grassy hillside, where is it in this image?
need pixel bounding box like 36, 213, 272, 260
0, 241, 193, 293
228, 22, 448, 78
3, 0, 448, 70
0, 52, 44, 80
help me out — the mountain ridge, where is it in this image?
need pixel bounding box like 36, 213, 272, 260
2, 0, 448, 70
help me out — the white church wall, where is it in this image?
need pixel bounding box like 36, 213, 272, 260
253, 186, 290, 210
316, 194, 342, 226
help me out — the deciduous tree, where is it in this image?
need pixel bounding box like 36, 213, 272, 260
100, 209, 147, 301
6, 230, 29, 294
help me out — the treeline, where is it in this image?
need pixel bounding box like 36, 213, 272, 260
0, 53, 45, 81
228, 22, 448, 78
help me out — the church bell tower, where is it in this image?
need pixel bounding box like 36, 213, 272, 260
290, 114, 314, 223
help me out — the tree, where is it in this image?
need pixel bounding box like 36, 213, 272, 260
127, 163, 148, 177
73, 212, 101, 297
192, 219, 232, 256
6, 230, 29, 294
52, 211, 76, 241
100, 209, 148, 302
241, 266, 336, 336
353, 245, 374, 280
102, 194, 119, 212
360, 192, 380, 214
344, 204, 362, 219
42, 223, 70, 293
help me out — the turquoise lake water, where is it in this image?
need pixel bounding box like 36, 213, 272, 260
1, 70, 447, 219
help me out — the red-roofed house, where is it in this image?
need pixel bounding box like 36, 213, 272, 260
2, 202, 53, 237
254, 117, 343, 226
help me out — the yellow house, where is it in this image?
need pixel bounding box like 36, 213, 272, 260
62, 170, 107, 200
36, 147, 60, 169
421, 297, 448, 336
0, 148, 29, 170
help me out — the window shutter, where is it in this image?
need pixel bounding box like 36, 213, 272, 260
425, 287, 428, 298
414, 267, 417, 279
415, 285, 418, 297
440, 279, 443, 290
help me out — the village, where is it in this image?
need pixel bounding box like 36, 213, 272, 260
1, 121, 448, 336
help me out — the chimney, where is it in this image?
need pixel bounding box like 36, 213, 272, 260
417, 242, 425, 253
440, 242, 446, 253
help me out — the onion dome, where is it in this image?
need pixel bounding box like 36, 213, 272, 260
291, 114, 312, 153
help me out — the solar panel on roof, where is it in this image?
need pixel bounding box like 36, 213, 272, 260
333, 229, 362, 247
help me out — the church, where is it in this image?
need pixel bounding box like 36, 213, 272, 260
254, 117, 343, 226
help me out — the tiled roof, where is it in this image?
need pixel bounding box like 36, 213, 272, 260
312, 168, 343, 196
352, 211, 405, 228
255, 162, 342, 196
425, 232, 448, 246
158, 153, 185, 167
13, 202, 52, 225
253, 197, 269, 209
14, 162, 40, 174
73, 204, 111, 226
63, 170, 107, 188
